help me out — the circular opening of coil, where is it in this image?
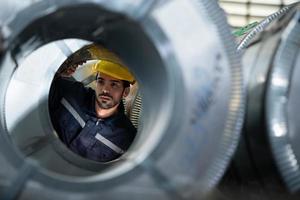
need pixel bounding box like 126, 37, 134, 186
2, 4, 174, 182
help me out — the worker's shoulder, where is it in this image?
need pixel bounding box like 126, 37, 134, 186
117, 114, 137, 135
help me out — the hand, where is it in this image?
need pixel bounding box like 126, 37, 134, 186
59, 64, 78, 77
57, 61, 86, 78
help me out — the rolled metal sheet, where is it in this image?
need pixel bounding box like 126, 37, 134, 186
0, 0, 243, 199
224, 29, 286, 194
224, 3, 300, 196
266, 8, 300, 192
237, 3, 297, 52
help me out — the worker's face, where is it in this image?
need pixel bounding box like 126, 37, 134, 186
95, 73, 129, 109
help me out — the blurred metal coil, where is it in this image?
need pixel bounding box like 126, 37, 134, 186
0, 0, 243, 199
222, 3, 300, 197
237, 3, 297, 52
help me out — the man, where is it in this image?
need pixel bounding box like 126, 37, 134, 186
49, 48, 136, 162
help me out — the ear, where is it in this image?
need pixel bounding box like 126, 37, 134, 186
123, 87, 130, 98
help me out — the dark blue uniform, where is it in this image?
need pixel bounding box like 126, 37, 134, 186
49, 77, 136, 162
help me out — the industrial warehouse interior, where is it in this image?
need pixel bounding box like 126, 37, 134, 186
220, 0, 298, 27
0, 0, 300, 199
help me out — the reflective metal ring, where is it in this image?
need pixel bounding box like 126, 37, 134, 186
0, 0, 243, 199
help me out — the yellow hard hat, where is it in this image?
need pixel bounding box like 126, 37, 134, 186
87, 44, 135, 84
93, 60, 135, 84
67, 43, 125, 64
87, 45, 125, 64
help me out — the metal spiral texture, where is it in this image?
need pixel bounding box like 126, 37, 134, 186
0, 0, 243, 199
266, 8, 300, 193
237, 3, 297, 52
221, 3, 300, 198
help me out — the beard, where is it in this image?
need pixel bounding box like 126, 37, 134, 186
96, 94, 120, 109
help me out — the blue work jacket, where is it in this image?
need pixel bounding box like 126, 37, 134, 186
49, 77, 136, 162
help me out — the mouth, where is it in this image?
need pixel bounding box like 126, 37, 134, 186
100, 95, 112, 101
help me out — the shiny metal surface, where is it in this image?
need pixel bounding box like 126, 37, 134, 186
234, 30, 283, 188
266, 9, 300, 192
237, 3, 295, 52
0, 0, 243, 199
222, 3, 300, 195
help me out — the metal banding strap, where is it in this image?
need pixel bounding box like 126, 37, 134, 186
95, 133, 125, 154
61, 98, 86, 128
61, 97, 125, 154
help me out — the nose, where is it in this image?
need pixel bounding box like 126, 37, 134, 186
101, 82, 111, 94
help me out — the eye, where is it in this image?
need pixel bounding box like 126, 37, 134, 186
111, 82, 121, 88
97, 79, 104, 85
